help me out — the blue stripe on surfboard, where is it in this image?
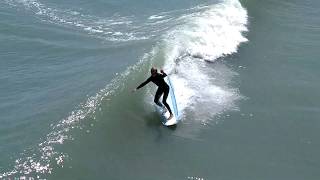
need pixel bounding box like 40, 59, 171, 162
166, 77, 179, 118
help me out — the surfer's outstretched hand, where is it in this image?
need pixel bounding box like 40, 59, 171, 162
131, 88, 137, 93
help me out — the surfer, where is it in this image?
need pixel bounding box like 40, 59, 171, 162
133, 67, 173, 120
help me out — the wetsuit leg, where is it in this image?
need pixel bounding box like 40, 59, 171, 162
162, 86, 173, 115
154, 88, 164, 107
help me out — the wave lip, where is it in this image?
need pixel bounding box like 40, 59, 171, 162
166, 0, 248, 62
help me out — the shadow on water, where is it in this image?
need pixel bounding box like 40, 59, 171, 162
143, 112, 162, 127
143, 112, 177, 130
142, 111, 177, 142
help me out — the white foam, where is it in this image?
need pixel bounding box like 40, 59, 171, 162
148, 15, 166, 20
168, 0, 248, 61
162, 0, 248, 123
84, 27, 103, 33
5, 0, 149, 42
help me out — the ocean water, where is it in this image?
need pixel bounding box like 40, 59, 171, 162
0, 0, 319, 179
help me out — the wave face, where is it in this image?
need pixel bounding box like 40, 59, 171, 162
1, 0, 248, 179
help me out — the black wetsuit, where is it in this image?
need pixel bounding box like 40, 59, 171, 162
137, 72, 172, 115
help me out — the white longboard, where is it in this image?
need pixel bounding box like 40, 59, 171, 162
156, 77, 179, 126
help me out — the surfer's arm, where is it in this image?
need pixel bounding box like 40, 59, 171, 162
160, 70, 167, 77
136, 77, 151, 90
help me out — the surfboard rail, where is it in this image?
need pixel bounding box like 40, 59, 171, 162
167, 77, 179, 118
156, 76, 179, 126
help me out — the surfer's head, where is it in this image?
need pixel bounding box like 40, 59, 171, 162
151, 67, 157, 76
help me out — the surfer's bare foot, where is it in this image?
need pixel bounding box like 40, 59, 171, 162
168, 113, 173, 120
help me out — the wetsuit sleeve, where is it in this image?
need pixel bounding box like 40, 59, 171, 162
161, 72, 167, 78
137, 77, 151, 89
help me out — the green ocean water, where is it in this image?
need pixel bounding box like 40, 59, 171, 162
0, 0, 319, 179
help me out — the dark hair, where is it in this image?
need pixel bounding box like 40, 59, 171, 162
150, 67, 157, 74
